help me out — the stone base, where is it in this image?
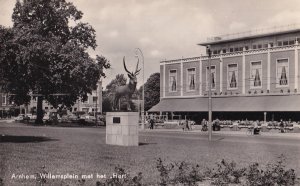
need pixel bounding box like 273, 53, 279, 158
106, 112, 139, 146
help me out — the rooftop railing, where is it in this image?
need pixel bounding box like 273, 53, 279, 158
206, 23, 300, 42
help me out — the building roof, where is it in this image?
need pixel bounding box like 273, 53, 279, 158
198, 24, 300, 46
149, 95, 300, 112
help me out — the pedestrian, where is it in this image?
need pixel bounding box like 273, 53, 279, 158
149, 114, 154, 129
150, 118, 154, 129
279, 119, 284, 133
201, 119, 208, 131
252, 120, 258, 134
186, 119, 190, 131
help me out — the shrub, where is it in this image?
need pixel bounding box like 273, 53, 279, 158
210, 159, 246, 185
246, 155, 296, 186
53, 156, 297, 186
96, 166, 143, 186
156, 158, 174, 186
172, 162, 204, 186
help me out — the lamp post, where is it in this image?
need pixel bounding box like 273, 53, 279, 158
207, 45, 212, 141
135, 48, 145, 130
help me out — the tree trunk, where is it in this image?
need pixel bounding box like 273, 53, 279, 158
35, 96, 43, 124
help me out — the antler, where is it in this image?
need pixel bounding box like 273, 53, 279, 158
134, 58, 141, 75
123, 56, 131, 74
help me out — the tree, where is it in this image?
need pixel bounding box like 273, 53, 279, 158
138, 72, 160, 111
0, 0, 110, 123
102, 74, 127, 112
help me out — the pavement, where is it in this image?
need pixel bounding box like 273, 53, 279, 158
1, 119, 299, 139
141, 127, 300, 139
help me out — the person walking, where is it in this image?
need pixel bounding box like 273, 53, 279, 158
252, 120, 259, 134
201, 119, 208, 131
149, 114, 154, 129
186, 119, 190, 131
280, 119, 284, 133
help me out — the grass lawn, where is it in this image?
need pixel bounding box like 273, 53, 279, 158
0, 123, 300, 185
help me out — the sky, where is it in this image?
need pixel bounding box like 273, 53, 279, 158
1, 0, 300, 89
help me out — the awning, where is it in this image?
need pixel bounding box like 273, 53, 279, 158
149, 94, 300, 112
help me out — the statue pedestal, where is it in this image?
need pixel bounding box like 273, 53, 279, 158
106, 112, 139, 146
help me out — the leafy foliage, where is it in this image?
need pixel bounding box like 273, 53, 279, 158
0, 0, 110, 123
102, 74, 127, 112
154, 155, 297, 186
138, 72, 160, 111
210, 159, 246, 185
156, 158, 174, 186
246, 155, 296, 186
96, 166, 143, 186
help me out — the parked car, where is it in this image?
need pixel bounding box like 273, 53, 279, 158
67, 114, 79, 123
15, 114, 25, 121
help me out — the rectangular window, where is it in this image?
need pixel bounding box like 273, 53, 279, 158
213, 50, 218, 54
206, 66, 216, 91
250, 61, 262, 89
2, 96, 6, 105
222, 49, 226, 53
245, 46, 249, 50
169, 70, 177, 92
277, 41, 283, 46
283, 41, 289, 46
187, 68, 196, 91
276, 59, 289, 87
227, 64, 238, 89
234, 47, 239, 52
269, 43, 274, 47
230, 48, 234, 52
289, 40, 295, 45
93, 96, 98, 104
252, 45, 257, 49
257, 44, 262, 49
264, 44, 268, 48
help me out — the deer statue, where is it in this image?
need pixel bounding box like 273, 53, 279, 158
112, 56, 141, 111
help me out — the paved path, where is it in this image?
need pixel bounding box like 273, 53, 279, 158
141, 128, 300, 139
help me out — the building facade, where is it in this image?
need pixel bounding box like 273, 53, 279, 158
0, 81, 103, 116
28, 81, 102, 114
151, 25, 300, 121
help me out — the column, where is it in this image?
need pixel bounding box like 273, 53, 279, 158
219, 53, 223, 94
181, 59, 183, 96
242, 47, 246, 94
295, 41, 299, 91
163, 63, 165, 98
200, 59, 202, 95
267, 43, 271, 91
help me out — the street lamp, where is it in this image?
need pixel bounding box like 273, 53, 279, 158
135, 48, 145, 130
206, 45, 212, 141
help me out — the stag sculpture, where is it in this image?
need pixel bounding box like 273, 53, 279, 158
112, 56, 141, 111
